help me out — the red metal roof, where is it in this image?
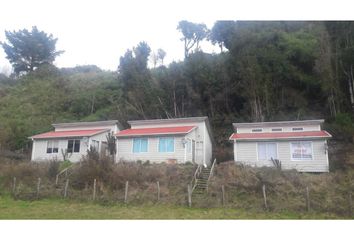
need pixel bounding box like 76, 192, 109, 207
116, 126, 196, 137
229, 130, 332, 140
30, 129, 109, 139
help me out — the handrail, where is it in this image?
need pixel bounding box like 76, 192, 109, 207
55, 164, 76, 185
207, 158, 217, 183
191, 165, 202, 192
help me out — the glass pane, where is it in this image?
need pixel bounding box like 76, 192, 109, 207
67, 140, 74, 153
74, 140, 80, 152
167, 138, 174, 152
141, 139, 148, 152
258, 143, 266, 160
53, 141, 59, 153
47, 141, 52, 153
133, 138, 140, 153
159, 138, 166, 152
301, 142, 312, 160
267, 143, 277, 160
291, 142, 302, 159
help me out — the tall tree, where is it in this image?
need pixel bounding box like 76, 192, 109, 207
157, 48, 166, 65
1, 26, 64, 75
209, 21, 236, 52
177, 21, 209, 58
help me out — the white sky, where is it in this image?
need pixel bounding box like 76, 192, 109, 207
0, 0, 353, 73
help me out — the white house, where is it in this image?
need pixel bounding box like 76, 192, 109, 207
29, 120, 122, 162
115, 117, 213, 165
229, 119, 332, 172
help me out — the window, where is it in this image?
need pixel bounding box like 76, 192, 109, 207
133, 138, 148, 153
258, 143, 277, 161
46, 140, 59, 154
252, 128, 263, 132
292, 127, 304, 131
91, 140, 99, 151
68, 139, 80, 153
272, 128, 282, 132
291, 141, 313, 160
159, 137, 174, 152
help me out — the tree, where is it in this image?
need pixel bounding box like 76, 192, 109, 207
209, 21, 236, 52
1, 26, 64, 75
157, 48, 166, 65
177, 21, 209, 58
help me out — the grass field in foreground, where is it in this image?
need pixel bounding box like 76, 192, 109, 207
0, 195, 349, 219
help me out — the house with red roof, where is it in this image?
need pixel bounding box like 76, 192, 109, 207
115, 117, 213, 165
229, 119, 332, 172
29, 120, 122, 162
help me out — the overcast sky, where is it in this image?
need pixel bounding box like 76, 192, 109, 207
0, 0, 353, 74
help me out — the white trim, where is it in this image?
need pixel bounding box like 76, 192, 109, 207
233, 140, 237, 162
116, 128, 196, 138
31, 140, 36, 160
131, 137, 149, 154
157, 136, 175, 153
290, 141, 313, 161
230, 135, 331, 141
325, 139, 329, 171
203, 123, 206, 166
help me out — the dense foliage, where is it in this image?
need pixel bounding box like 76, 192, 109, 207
1, 21, 354, 160
1, 26, 64, 75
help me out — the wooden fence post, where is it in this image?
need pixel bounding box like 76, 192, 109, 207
124, 181, 129, 204
157, 181, 160, 202
349, 192, 352, 216
55, 174, 59, 186
306, 186, 310, 212
221, 185, 225, 206
93, 179, 97, 201
12, 177, 16, 194
64, 179, 69, 198
262, 184, 268, 210
187, 184, 192, 207
36, 177, 41, 199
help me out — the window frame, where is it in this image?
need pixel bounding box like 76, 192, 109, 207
292, 127, 304, 131
252, 128, 263, 133
67, 139, 81, 153
158, 137, 175, 153
257, 142, 278, 161
290, 141, 313, 161
271, 128, 283, 132
46, 140, 59, 154
132, 138, 148, 153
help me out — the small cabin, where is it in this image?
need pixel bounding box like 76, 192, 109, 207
229, 120, 332, 172
115, 117, 213, 165
29, 120, 121, 162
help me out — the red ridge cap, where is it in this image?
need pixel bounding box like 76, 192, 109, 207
30, 129, 109, 139
229, 130, 332, 140
116, 126, 196, 137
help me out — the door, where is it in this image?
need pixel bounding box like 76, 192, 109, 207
195, 141, 203, 164
192, 140, 196, 163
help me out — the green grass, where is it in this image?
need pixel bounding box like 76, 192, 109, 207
0, 195, 349, 219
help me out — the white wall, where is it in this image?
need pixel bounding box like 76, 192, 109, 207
236, 124, 321, 133
55, 123, 118, 132
31, 131, 111, 163
116, 135, 187, 163
31, 138, 88, 162
129, 120, 213, 165
234, 139, 329, 172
